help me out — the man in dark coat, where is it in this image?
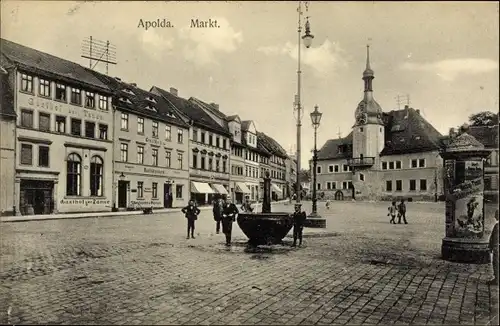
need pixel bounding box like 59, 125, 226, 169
489, 209, 499, 285
213, 199, 223, 234
292, 203, 307, 247
221, 197, 239, 246
397, 199, 408, 224
181, 200, 200, 239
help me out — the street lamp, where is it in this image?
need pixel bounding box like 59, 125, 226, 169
294, 0, 314, 205
310, 105, 322, 216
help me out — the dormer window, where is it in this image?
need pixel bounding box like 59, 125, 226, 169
166, 112, 175, 118
119, 97, 133, 104
145, 104, 157, 111
146, 96, 157, 104
123, 89, 135, 96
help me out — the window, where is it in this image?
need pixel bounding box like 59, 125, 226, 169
419, 159, 426, 168
98, 124, 108, 140
209, 134, 213, 146
56, 84, 66, 101
209, 158, 213, 171
71, 119, 82, 136
38, 146, 49, 167
70, 88, 82, 105
331, 181, 337, 189
20, 144, 33, 165
386, 180, 392, 192
21, 110, 33, 128
137, 146, 144, 164
420, 179, 427, 191
201, 132, 206, 143
343, 164, 352, 172
382, 162, 388, 170
317, 166, 322, 174
152, 182, 158, 198
152, 121, 159, 138
120, 143, 128, 162
39, 113, 51, 132
333, 165, 339, 173
201, 156, 206, 169
165, 151, 171, 167
98, 95, 108, 110
396, 161, 402, 169
121, 113, 129, 130
389, 161, 395, 170
409, 179, 416, 191
192, 128, 198, 141
342, 181, 349, 189
21, 74, 33, 93
137, 182, 144, 198
327, 182, 332, 190
223, 160, 227, 173
411, 159, 418, 168
178, 153, 183, 169
192, 153, 198, 168
223, 139, 227, 149
39, 78, 51, 97
85, 92, 95, 108
56, 116, 66, 133
328, 165, 334, 173
176, 185, 183, 199
216, 137, 220, 148
360, 173, 365, 181
396, 180, 402, 191
165, 126, 171, 140
66, 153, 82, 196
152, 148, 158, 166
85, 122, 95, 138
216, 159, 220, 172
317, 183, 321, 190
177, 129, 184, 143
137, 117, 144, 134
90, 156, 103, 196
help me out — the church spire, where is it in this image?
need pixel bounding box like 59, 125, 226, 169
363, 44, 374, 93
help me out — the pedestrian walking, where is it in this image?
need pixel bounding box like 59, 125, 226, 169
397, 199, 408, 224
213, 198, 223, 234
388, 201, 397, 224
291, 203, 307, 247
181, 200, 200, 239
221, 197, 239, 246
325, 200, 330, 210
488, 209, 499, 285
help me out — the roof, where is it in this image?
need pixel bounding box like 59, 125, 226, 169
0, 38, 110, 93
189, 97, 229, 130
0, 68, 15, 117
241, 120, 252, 131
257, 132, 288, 158
467, 125, 499, 149
317, 132, 353, 160
152, 86, 231, 137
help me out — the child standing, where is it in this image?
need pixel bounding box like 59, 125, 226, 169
182, 200, 200, 239
388, 201, 397, 224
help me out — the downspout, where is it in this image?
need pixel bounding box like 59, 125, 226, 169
11, 66, 18, 215
111, 102, 117, 211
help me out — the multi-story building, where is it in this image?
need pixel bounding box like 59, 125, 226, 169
241, 120, 262, 202
226, 114, 251, 203
285, 154, 298, 198
90, 75, 191, 210
151, 87, 232, 205
315, 46, 445, 201
0, 66, 16, 216
1, 38, 115, 214
257, 132, 288, 200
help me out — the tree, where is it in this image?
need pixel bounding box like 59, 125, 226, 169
468, 111, 499, 126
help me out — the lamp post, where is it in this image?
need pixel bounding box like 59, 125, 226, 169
294, 0, 314, 205
310, 105, 322, 216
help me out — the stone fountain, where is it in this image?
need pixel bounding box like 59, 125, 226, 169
237, 171, 294, 246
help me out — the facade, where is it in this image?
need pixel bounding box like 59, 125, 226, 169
257, 132, 288, 200
241, 120, 262, 202
152, 87, 232, 205
0, 66, 16, 216
1, 38, 115, 214
91, 76, 191, 210
315, 46, 445, 201
285, 154, 298, 198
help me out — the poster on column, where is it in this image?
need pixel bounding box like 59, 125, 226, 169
452, 160, 484, 239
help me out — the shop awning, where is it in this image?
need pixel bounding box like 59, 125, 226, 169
271, 183, 283, 194
235, 182, 251, 194
211, 184, 228, 195
191, 182, 215, 194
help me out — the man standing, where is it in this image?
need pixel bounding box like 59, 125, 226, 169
213, 198, 223, 234
222, 197, 239, 246
488, 209, 499, 285
181, 200, 200, 239
292, 203, 307, 247
398, 199, 408, 224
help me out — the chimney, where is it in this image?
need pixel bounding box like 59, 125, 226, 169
404, 105, 409, 110
114, 77, 121, 81
170, 87, 178, 96
449, 127, 456, 138
130, 83, 137, 87
210, 102, 219, 110
416, 109, 420, 115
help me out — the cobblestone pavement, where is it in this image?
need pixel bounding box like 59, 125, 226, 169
0, 201, 498, 325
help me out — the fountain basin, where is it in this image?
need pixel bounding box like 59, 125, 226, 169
237, 213, 293, 245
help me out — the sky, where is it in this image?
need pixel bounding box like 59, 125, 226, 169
1, 1, 499, 168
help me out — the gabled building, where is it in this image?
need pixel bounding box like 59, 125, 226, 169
315, 46, 445, 201
257, 132, 288, 200
89, 75, 191, 210
151, 87, 232, 205
285, 154, 298, 199
1, 38, 115, 214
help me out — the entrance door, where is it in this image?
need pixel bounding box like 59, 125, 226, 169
118, 181, 128, 208
164, 183, 172, 208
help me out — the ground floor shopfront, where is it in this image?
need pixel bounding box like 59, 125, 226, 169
190, 178, 229, 206
115, 163, 189, 210
230, 181, 258, 204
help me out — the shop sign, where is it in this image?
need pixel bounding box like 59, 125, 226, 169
130, 200, 162, 206
24, 96, 106, 121
60, 199, 111, 206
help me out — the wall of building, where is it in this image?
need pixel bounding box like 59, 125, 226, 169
0, 118, 16, 215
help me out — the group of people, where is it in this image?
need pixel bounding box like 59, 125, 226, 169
388, 199, 408, 224
181, 198, 308, 247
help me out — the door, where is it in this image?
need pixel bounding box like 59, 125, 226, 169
118, 181, 128, 208
164, 183, 172, 208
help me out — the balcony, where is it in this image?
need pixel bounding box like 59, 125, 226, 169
347, 157, 375, 167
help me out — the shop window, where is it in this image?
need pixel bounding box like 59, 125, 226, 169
137, 181, 144, 198
176, 185, 183, 199
152, 182, 158, 199
90, 156, 103, 196
66, 153, 82, 196
20, 144, 33, 165
38, 146, 49, 167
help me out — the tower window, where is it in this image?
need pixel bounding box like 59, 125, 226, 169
360, 127, 364, 132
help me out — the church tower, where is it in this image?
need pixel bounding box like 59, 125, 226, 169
352, 45, 385, 163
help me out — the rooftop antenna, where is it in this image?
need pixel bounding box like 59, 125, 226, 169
395, 94, 410, 109
81, 36, 117, 75
337, 127, 342, 139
